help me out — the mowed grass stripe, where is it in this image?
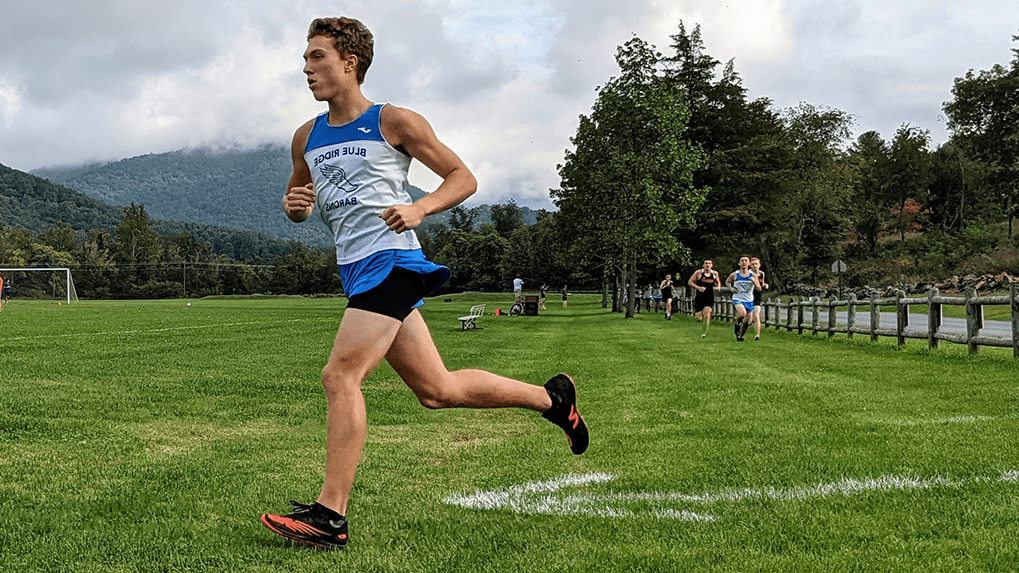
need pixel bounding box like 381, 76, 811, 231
0, 295, 1017, 572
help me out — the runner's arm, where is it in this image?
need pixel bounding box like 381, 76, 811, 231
283, 121, 315, 223
379, 105, 476, 232
688, 271, 703, 291
724, 272, 735, 291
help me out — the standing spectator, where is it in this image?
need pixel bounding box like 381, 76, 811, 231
513, 277, 524, 303
561, 285, 569, 307
539, 284, 548, 310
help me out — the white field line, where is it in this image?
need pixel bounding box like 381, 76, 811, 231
871, 413, 1018, 427
6, 318, 329, 342
444, 470, 1018, 521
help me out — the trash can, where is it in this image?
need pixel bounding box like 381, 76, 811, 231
523, 295, 539, 316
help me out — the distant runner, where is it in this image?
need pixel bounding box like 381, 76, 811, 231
688, 259, 720, 337
725, 255, 760, 342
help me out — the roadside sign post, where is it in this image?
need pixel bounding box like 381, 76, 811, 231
831, 259, 848, 300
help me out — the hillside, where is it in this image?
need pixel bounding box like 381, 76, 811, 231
32, 146, 542, 243
0, 163, 296, 260
33, 145, 333, 247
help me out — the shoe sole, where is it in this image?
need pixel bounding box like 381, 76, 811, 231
260, 514, 347, 551
557, 374, 589, 455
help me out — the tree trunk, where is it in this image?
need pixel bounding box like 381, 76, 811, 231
625, 262, 637, 318
611, 271, 621, 313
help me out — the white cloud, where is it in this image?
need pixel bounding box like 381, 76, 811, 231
0, 82, 22, 126
1, 0, 1017, 210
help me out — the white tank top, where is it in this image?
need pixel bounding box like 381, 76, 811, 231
304, 103, 421, 264
732, 270, 755, 303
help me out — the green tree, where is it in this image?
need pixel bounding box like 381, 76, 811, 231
926, 143, 971, 233
943, 34, 1019, 235
847, 131, 891, 255
490, 200, 524, 238
765, 103, 854, 284
113, 203, 161, 293
167, 232, 218, 297
663, 22, 788, 270
219, 263, 257, 295
0, 223, 31, 267
269, 242, 330, 295
448, 205, 478, 232
886, 125, 934, 241
552, 35, 706, 317
434, 228, 509, 293
38, 222, 80, 256
79, 229, 115, 298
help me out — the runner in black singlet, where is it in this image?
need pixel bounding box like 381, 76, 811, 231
660, 274, 674, 320
688, 259, 719, 337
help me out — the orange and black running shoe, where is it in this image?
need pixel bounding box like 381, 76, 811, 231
260, 500, 349, 550
542, 373, 589, 455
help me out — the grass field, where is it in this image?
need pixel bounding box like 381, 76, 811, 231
2, 294, 1018, 572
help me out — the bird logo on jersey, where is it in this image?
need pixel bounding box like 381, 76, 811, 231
320, 164, 360, 194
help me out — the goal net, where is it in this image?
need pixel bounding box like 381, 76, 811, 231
0, 267, 80, 304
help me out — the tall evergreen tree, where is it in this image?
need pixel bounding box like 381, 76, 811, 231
662, 22, 790, 277
553, 35, 706, 317
113, 203, 160, 293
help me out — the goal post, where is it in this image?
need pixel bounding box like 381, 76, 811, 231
0, 267, 80, 304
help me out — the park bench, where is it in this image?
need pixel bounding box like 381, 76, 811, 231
458, 304, 485, 331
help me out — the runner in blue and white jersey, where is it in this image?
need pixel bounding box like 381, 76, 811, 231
725, 255, 761, 342
260, 16, 589, 552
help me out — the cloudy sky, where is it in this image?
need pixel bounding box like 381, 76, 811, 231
1, 0, 1016, 209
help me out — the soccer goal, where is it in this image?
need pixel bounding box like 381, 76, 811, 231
0, 267, 80, 304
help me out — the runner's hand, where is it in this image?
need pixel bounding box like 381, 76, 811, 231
284, 183, 315, 221
380, 203, 425, 233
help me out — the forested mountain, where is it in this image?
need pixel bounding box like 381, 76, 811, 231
31, 146, 541, 245
33, 145, 333, 247
0, 163, 295, 260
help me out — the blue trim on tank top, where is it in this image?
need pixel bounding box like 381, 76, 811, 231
305, 103, 387, 154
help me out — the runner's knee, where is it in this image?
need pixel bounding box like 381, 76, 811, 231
412, 381, 457, 409
320, 360, 367, 399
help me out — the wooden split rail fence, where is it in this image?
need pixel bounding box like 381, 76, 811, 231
678, 284, 1019, 357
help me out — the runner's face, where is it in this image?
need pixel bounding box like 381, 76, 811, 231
303, 36, 351, 101
703, 261, 712, 271
739, 257, 749, 269
750, 260, 760, 270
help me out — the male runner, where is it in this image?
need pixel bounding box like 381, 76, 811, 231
259, 17, 588, 551
688, 259, 719, 337
749, 257, 769, 340
725, 255, 761, 342
660, 274, 674, 320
